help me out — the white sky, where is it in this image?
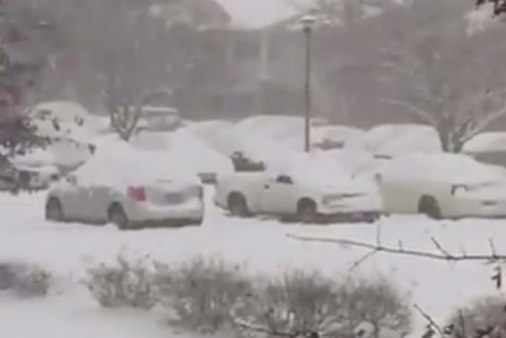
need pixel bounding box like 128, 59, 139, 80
214, 0, 312, 29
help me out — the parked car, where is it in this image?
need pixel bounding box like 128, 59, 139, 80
376, 153, 506, 219
15, 165, 60, 191
0, 159, 59, 193
45, 143, 204, 229
214, 154, 381, 223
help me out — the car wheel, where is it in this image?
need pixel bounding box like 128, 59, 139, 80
418, 196, 442, 220
228, 193, 250, 218
297, 199, 319, 224
108, 204, 130, 230
45, 198, 64, 222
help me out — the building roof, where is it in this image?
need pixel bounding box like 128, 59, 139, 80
213, 0, 312, 29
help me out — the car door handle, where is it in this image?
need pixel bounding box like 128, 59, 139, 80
264, 184, 270, 189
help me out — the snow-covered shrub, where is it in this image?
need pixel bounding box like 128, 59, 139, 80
337, 277, 412, 337
235, 271, 411, 338
85, 254, 157, 310
157, 256, 252, 333
0, 261, 52, 297
445, 296, 506, 338
234, 269, 342, 338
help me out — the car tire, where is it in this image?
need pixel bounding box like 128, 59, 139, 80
108, 204, 130, 230
297, 199, 319, 224
228, 193, 250, 218
418, 196, 442, 220
45, 198, 64, 222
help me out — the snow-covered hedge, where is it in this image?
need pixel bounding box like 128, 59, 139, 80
85, 254, 158, 310
446, 296, 506, 338
85, 255, 412, 337
156, 257, 252, 333
0, 260, 52, 297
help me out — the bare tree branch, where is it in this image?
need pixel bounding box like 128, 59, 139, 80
288, 234, 506, 262
380, 98, 437, 125
414, 304, 444, 337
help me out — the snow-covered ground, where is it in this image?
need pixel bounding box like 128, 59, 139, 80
0, 189, 503, 338
8, 113, 505, 338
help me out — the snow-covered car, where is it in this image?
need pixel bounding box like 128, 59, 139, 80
214, 154, 382, 223
45, 142, 204, 229
0, 156, 59, 192
128, 130, 234, 184
376, 153, 506, 219
15, 165, 60, 191
346, 124, 442, 156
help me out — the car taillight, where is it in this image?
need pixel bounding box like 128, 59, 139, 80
127, 186, 146, 201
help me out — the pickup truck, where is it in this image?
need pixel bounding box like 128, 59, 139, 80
214, 169, 381, 224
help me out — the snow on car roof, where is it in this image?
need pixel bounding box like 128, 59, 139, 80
269, 152, 354, 184
382, 153, 506, 184
165, 129, 234, 176
75, 139, 200, 188
234, 115, 327, 142
346, 124, 442, 155
463, 132, 506, 153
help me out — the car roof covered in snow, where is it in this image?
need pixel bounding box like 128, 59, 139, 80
346, 124, 442, 155
75, 138, 200, 188
381, 153, 506, 185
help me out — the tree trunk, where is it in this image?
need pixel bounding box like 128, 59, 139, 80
110, 105, 138, 142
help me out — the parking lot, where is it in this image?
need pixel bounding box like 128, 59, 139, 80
0, 188, 503, 337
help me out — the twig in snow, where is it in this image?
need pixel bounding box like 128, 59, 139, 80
348, 249, 380, 272
414, 304, 444, 337
458, 309, 468, 338
489, 238, 497, 257
398, 240, 404, 251
431, 237, 452, 258
348, 223, 383, 271
376, 223, 382, 246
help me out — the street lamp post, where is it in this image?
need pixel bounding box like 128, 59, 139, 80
300, 15, 316, 153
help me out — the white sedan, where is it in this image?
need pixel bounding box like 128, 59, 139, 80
376, 153, 506, 219
214, 155, 382, 224
45, 143, 204, 229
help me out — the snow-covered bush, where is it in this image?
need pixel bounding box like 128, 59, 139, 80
234, 269, 342, 337
337, 277, 412, 337
157, 256, 252, 333
0, 261, 52, 297
85, 254, 158, 310
234, 270, 411, 338
445, 296, 506, 338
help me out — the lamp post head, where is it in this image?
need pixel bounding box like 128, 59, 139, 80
300, 14, 317, 32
